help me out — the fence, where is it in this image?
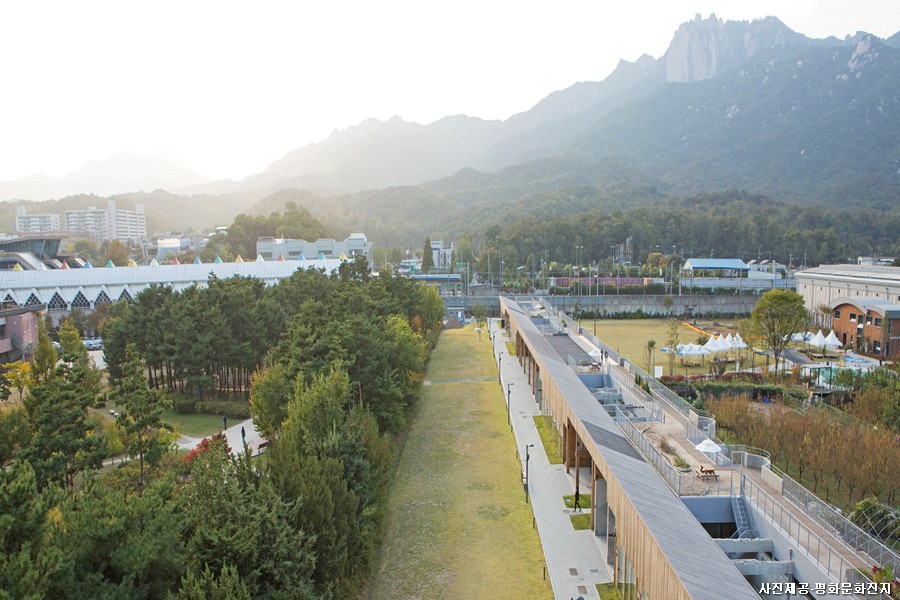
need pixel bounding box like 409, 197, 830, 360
743, 476, 890, 599
607, 364, 666, 423
609, 405, 711, 497
774, 466, 900, 573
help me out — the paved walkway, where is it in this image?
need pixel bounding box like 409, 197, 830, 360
175, 418, 266, 457
490, 319, 612, 600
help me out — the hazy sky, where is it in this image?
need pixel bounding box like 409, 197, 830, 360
1, 1, 897, 182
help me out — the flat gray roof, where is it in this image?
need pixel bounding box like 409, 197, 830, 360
505, 299, 760, 600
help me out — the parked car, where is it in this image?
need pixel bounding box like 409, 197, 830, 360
83, 338, 103, 351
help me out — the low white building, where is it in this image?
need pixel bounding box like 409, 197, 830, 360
0, 257, 344, 315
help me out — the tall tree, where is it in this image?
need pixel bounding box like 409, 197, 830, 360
118, 343, 173, 496
102, 239, 131, 266
4, 360, 33, 401
665, 320, 680, 376
421, 236, 433, 273
30, 319, 57, 385
250, 362, 293, 440
0, 461, 65, 599
751, 290, 808, 381
185, 438, 318, 599
0, 408, 30, 465
57, 320, 102, 396
21, 361, 104, 496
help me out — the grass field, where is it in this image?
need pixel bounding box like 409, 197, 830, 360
159, 410, 224, 438
366, 326, 551, 600
581, 318, 752, 376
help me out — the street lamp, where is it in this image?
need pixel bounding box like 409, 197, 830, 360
498, 352, 504, 385
525, 443, 535, 503
507, 382, 514, 426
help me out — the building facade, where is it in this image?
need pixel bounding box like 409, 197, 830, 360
0, 258, 344, 318
256, 234, 373, 266
15, 207, 61, 234
65, 200, 147, 244
829, 298, 900, 358
0, 304, 45, 363
429, 239, 454, 271
796, 264, 900, 327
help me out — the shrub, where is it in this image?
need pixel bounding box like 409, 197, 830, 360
194, 400, 251, 419
172, 395, 197, 414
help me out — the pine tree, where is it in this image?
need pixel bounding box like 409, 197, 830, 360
20, 362, 104, 497
0, 461, 65, 599
118, 343, 173, 496
30, 319, 57, 385
421, 237, 433, 273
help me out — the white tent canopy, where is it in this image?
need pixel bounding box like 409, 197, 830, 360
824, 331, 842, 348
680, 344, 710, 356
809, 330, 828, 348
695, 439, 721, 453
704, 336, 726, 353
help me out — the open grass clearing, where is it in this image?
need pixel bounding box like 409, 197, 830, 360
581, 318, 761, 376
367, 326, 551, 600
159, 410, 224, 438
97, 398, 226, 439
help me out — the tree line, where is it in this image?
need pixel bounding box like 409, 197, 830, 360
431, 191, 900, 282
1, 259, 445, 598
710, 395, 900, 509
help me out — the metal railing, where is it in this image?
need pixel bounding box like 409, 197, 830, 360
772, 466, 900, 573
607, 366, 665, 423
742, 476, 889, 599
609, 406, 710, 497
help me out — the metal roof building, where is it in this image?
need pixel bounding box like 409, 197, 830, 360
0, 258, 343, 314
796, 264, 900, 327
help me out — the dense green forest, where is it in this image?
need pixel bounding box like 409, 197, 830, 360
243, 187, 896, 273
0, 260, 444, 598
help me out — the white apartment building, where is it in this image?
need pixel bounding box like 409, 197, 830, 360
65, 200, 147, 244
15, 207, 61, 233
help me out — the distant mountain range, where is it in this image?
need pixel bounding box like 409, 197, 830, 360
2, 14, 898, 237
185, 14, 900, 207
0, 152, 209, 202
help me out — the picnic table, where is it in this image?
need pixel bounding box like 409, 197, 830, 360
696, 466, 719, 481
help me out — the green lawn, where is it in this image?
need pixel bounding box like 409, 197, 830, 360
367, 326, 551, 600
584, 318, 756, 376
159, 410, 224, 438
596, 583, 622, 600
570, 513, 591, 530
533, 416, 562, 464
563, 494, 592, 510
94, 399, 227, 439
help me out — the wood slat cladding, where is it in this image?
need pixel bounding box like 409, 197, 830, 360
501, 299, 759, 600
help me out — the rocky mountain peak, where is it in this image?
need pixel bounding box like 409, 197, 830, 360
663, 14, 806, 83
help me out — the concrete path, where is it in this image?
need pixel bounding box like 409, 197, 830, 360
175, 418, 266, 457
490, 319, 612, 600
